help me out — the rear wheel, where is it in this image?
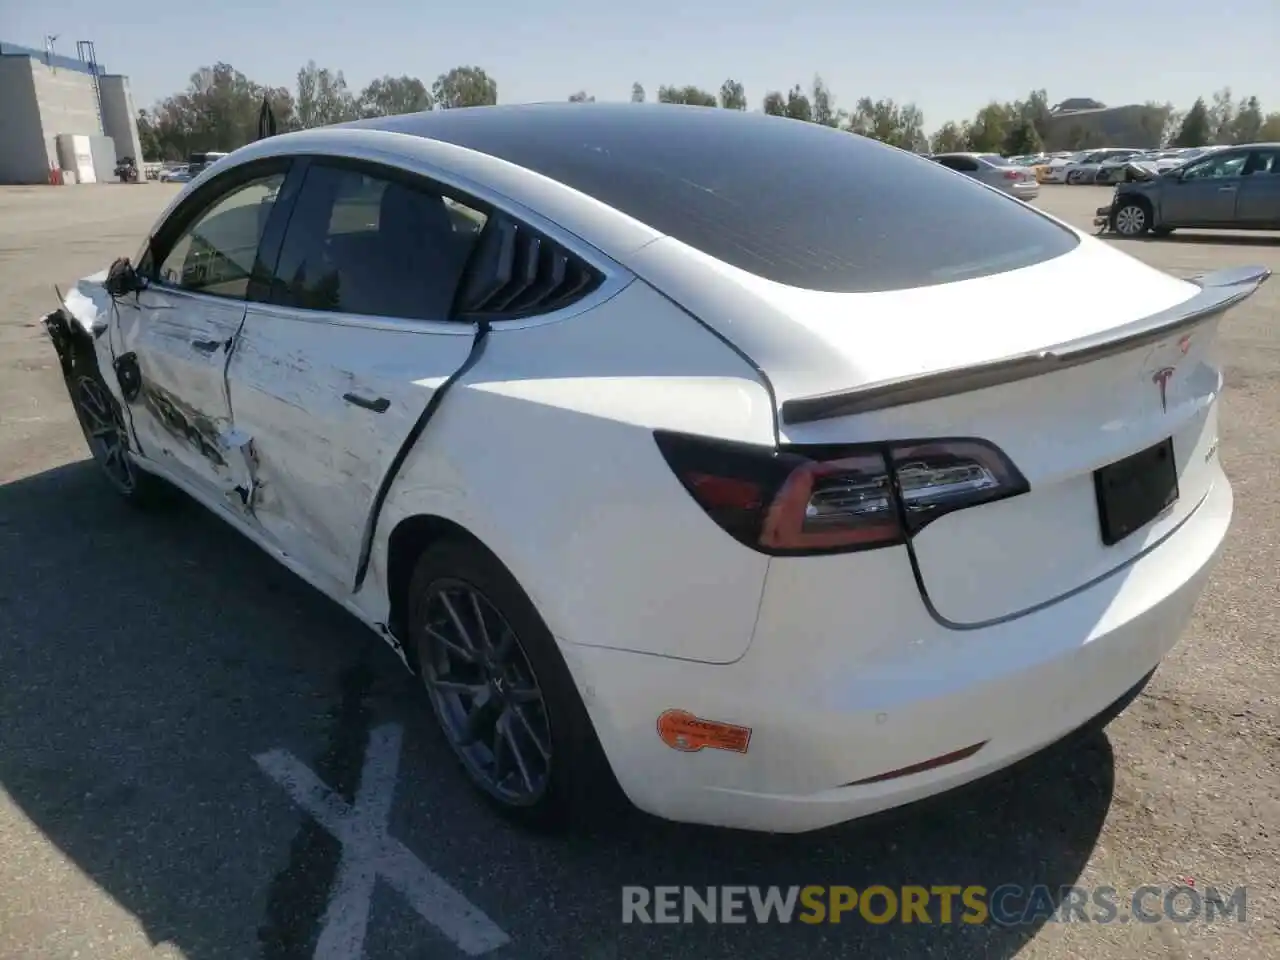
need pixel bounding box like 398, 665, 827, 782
406, 538, 621, 830
1112, 200, 1151, 237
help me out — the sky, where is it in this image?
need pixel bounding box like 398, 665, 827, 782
4, 0, 1277, 130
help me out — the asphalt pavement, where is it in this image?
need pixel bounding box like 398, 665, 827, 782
1, 182, 1277, 960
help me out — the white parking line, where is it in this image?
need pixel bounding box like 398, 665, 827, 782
255, 723, 511, 958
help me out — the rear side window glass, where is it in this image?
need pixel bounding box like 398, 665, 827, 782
268, 163, 487, 320
392, 109, 1077, 292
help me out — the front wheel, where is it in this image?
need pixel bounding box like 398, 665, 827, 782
69, 371, 165, 505
406, 539, 622, 830
1111, 200, 1151, 237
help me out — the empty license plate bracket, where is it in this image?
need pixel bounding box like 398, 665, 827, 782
1094, 438, 1179, 547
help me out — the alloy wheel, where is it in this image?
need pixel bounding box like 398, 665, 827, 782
1114, 204, 1147, 236
74, 376, 136, 493
418, 579, 552, 806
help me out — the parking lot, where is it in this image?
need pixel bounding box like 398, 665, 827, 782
1, 182, 1277, 960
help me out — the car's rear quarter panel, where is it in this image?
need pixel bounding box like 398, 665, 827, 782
369, 280, 778, 665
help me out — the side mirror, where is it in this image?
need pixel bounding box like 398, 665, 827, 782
103, 256, 148, 297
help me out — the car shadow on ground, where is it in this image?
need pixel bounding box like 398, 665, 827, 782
0, 460, 1116, 960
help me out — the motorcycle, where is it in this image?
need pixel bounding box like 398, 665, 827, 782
115, 157, 140, 183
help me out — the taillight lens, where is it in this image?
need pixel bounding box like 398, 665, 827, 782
654, 431, 1028, 556
1003, 169, 1022, 180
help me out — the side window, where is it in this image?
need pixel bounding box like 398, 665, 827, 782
156, 173, 286, 298
1245, 149, 1280, 175
953, 157, 980, 172
1183, 153, 1248, 180
268, 164, 487, 321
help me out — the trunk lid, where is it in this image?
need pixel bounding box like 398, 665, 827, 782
629, 235, 1266, 625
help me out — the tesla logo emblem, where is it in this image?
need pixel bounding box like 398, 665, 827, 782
1153, 367, 1175, 412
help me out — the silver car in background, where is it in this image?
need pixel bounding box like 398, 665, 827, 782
929, 152, 1040, 201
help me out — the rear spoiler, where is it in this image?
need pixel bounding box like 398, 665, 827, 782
780, 265, 1271, 425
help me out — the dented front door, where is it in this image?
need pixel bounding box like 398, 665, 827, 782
115, 288, 248, 502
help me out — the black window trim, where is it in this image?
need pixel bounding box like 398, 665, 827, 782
141, 155, 298, 303
243, 152, 634, 333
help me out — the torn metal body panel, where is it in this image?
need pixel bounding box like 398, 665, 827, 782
112, 285, 252, 504
226, 304, 478, 591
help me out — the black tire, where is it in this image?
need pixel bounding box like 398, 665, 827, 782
406, 538, 623, 831
1110, 199, 1152, 238
66, 359, 167, 507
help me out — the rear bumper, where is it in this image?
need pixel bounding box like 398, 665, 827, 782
562, 471, 1232, 833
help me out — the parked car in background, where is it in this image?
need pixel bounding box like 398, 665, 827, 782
1040, 152, 1088, 184
1066, 148, 1145, 185
1093, 150, 1150, 185
929, 152, 1039, 201
159, 164, 192, 183
1099, 143, 1280, 236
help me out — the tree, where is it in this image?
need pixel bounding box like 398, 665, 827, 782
718, 79, 747, 110
847, 98, 925, 150
657, 85, 718, 106
1229, 95, 1263, 143
137, 109, 161, 160
929, 121, 968, 154
784, 84, 811, 122
811, 76, 841, 127
1260, 112, 1280, 142
432, 66, 497, 109
1172, 98, 1211, 147
568, 90, 595, 103
1160, 108, 1184, 147
1206, 87, 1235, 144
1002, 118, 1043, 155
357, 75, 431, 118
296, 60, 357, 128
761, 91, 786, 116
1012, 89, 1052, 138
144, 62, 296, 159
966, 101, 1012, 153
630, 82, 645, 103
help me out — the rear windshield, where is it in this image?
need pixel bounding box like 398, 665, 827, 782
368, 106, 1079, 293
976, 154, 1006, 165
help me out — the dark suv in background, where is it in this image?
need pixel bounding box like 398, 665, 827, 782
1098, 143, 1280, 237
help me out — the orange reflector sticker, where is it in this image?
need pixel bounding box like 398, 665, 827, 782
656, 710, 752, 754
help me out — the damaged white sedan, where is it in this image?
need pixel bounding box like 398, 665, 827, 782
44, 104, 1268, 834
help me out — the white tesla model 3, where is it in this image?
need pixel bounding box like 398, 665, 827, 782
44, 103, 1267, 833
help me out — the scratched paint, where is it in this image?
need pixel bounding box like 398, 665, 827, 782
255, 723, 510, 958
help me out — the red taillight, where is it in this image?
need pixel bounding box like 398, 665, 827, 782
654, 431, 1028, 556
1003, 169, 1022, 180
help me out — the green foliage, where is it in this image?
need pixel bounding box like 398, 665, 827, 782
138, 62, 1279, 165
1001, 119, 1043, 156
929, 121, 968, 154
719, 79, 747, 110
846, 98, 925, 150
1173, 98, 1211, 147
432, 66, 497, 109
657, 85, 718, 107
359, 75, 431, 118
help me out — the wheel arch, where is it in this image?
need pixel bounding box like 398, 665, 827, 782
1111, 193, 1155, 233
385, 513, 493, 668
